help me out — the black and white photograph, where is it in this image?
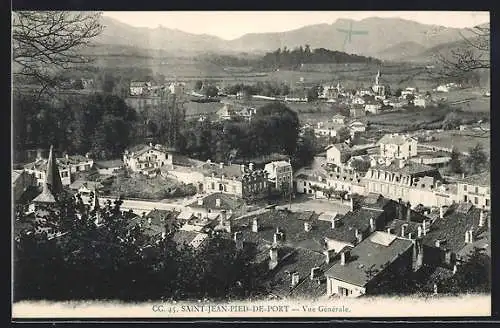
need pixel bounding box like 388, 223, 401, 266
11, 10, 491, 318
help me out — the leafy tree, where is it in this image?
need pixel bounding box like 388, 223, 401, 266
442, 111, 461, 130
194, 80, 203, 91
436, 247, 490, 295
204, 85, 219, 98
350, 158, 371, 173
448, 147, 463, 174
336, 127, 352, 144
12, 11, 103, 96
465, 143, 488, 174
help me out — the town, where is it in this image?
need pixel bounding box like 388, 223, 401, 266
12, 11, 490, 303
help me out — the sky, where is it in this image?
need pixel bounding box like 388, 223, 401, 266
102, 11, 490, 40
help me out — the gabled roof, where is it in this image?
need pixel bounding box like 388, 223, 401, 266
187, 192, 245, 212
422, 204, 487, 253
377, 134, 416, 145
325, 232, 414, 287
94, 159, 124, 169
457, 171, 490, 187
326, 143, 351, 153
32, 184, 56, 203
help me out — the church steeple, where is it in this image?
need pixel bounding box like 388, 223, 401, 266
375, 70, 381, 85
45, 145, 63, 195
91, 188, 100, 212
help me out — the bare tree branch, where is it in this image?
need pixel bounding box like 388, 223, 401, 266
12, 11, 103, 95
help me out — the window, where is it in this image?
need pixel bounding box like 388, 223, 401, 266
211, 182, 215, 190
486, 199, 490, 206
474, 197, 478, 205
475, 187, 479, 194
219, 184, 224, 191
303, 181, 306, 186
464, 195, 468, 202
338, 287, 350, 297
464, 185, 467, 191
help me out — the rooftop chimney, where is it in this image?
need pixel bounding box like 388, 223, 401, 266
408, 232, 412, 240
439, 206, 444, 219
240, 164, 246, 173
149, 142, 153, 147
387, 228, 392, 234
252, 218, 259, 232
65, 153, 69, 160
249, 163, 254, 171
453, 264, 458, 275
355, 229, 362, 243
340, 251, 347, 266
215, 198, 221, 207
479, 211, 485, 227
269, 246, 278, 270
324, 249, 335, 264
399, 159, 406, 169
147, 217, 152, 225
370, 218, 375, 232
465, 230, 470, 243
304, 221, 312, 232
468, 229, 474, 243
161, 232, 166, 239
310, 267, 321, 280
406, 201, 411, 222
273, 232, 280, 244
291, 272, 300, 287
401, 224, 407, 237
331, 218, 337, 229
219, 162, 224, 169
350, 197, 354, 211
417, 226, 423, 238
435, 240, 441, 248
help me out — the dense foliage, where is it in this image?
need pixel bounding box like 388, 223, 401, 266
13, 92, 138, 160
177, 102, 313, 168
14, 197, 264, 301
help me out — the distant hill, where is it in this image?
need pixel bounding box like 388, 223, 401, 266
93, 16, 487, 59
376, 41, 427, 61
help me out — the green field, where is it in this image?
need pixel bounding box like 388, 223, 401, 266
423, 130, 490, 154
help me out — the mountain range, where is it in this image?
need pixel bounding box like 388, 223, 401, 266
93, 16, 489, 62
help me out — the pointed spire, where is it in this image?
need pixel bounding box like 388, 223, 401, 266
32, 181, 56, 203
92, 188, 100, 211
45, 145, 63, 195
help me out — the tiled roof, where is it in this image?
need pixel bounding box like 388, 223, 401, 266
326, 143, 352, 153
57, 155, 91, 165
377, 134, 416, 145
198, 162, 267, 181
458, 171, 490, 187
187, 192, 245, 212
384, 219, 422, 238
370, 160, 439, 176
127, 144, 170, 157
69, 180, 104, 191
172, 230, 199, 247
12, 170, 22, 184
325, 232, 414, 287
422, 204, 487, 253
264, 247, 333, 299
94, 159, 124, 169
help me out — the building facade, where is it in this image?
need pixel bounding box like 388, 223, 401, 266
123, 143, 174, 175
378, 134, 418, 159
264, 161, 293, 191
456, 172, 490, 210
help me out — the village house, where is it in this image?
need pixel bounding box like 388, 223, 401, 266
294, 166, 329, 197
332, 114, 346, 125
129, 81, 153, 96
326, 143, 352, 167
314, 121, 346, 138
378, 133, 418, 159
349, 120, 366, 134
12, 170, 36, 203
93, 159, 124, 175
363, 158, 455, 208
456, 171, 490, 210
401, 87, 417, 98
325, 166, 366, 195
325, 232, 415, 297
349, 104, 366, 118
186, 192, 246, 219
69, 180, 104, 196
24, 158, 71, 186
264, 160, 293, 191
123, 143, 174, 176
364, 101, 382, 115
56, 154, 94, 174
384, 97, 408, 108
199, 161, 269, 199
414, 97, 427, 108
421, 202, 489, 268
409, 152, 451, 169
